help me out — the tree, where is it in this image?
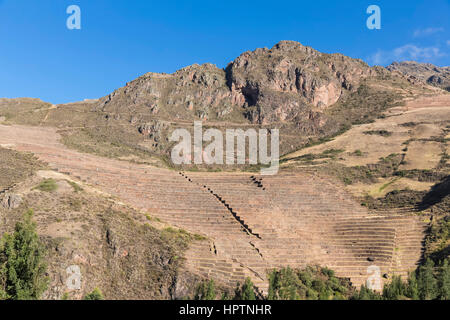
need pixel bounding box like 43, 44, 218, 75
406, 271, 419, 300
438, 259, 450, 300
268, 269, 280, 300
268, 268, 299, 300
351, 285, 382, 300
280, 267, 301, 300
417, 259, 438, 300
234, 277, 256, 300
83, 288, 104, 300
194, 279, 216, 300
0, 210, 48, 300
383, 275, 407, 300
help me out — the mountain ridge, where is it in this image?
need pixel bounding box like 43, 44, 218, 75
387, 61, 450, 92
0, 41, 443, 164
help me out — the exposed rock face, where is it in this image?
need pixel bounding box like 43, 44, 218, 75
79, 41, 423, 157
0, 41, 435, 159
95, 41, 371, 129
226, 41, 371, 124
1, 193, 22, 209
138, 119, 170, 149
387, 61, 450, 91
97, 64, 236, 122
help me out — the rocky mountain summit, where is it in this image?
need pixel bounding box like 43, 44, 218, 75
98, 41, 372, 125
387, 61, 450, 91
226, 41, 371, 124
1, 41, 437, 160
93, 40, 428, 157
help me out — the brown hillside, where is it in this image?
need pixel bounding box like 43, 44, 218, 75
0, 124, 427, 294
1, 42, 448, 298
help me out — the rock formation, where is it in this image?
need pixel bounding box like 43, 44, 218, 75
387, 61, 450, 91
1, 193, 22, 209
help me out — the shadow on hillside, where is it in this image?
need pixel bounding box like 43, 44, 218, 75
428, 242, 450, 263
417, 175, 450, 211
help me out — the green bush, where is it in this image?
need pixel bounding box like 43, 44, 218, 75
438, 259, 450, 300
382, 275, 408, 299
352, 285, 382, 300
363, 130, 392, 137
417, 259, 438, 300
268, 266, 352, 300
194, 280, 216, 300
34, 178, 57, 192
234, 277, 256, 300
194, 259, 450, 301
67, 180, 83, 192
355, 258, 449, 300
83, 288, 104, 300
0, 210, 48, 300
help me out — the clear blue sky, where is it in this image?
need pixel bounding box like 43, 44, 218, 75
0, 0, 449, 104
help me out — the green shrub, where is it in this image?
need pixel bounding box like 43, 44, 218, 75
382, 275, 408, 299
0, 210, 48, 300
234, 277, 257, 300
363, 130, 392, 137
34, 178, 57, 192
343, 177, 353, 185
197, 259, 450, 301
351, 285, 382, 300
417, 259, 438, 300
406, 272, 419, 300
67, 180, 83, 192
268, 266, 352, 300
83, 288, 104, 300
438, 259, 450, 300
194, 280, 216, 300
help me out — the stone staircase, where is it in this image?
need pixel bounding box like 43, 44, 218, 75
180, 172, 427, 292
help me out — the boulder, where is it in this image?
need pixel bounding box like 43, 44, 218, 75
1, 193, 22, 209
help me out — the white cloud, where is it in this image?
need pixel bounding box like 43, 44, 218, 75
447, 40, 450, 46
413, 27, 444, 38
393, 44, 444, 60
368, 44, 446, 66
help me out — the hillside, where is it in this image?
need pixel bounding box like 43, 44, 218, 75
0, 124, 428, 296
0, 146, 207, 300
0, 41, 449, 300
0, 41, 436, 164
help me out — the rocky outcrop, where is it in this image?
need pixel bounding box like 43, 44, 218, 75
1, 193, 22, 209
95, 41, 372, 128
97, 64, 236, 122
387, 61, 450, 91
82, 41, 424, 156
226, 41, 371, 124
138, 119, 170, 149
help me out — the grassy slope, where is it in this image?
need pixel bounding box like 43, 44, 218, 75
0, 147, 45, 189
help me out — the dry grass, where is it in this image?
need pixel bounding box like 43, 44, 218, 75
0, 147, 44, 189
0, 170, 202, 300
283, 94, 450, 199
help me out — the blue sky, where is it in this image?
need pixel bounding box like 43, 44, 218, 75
0, 0, 449, 104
